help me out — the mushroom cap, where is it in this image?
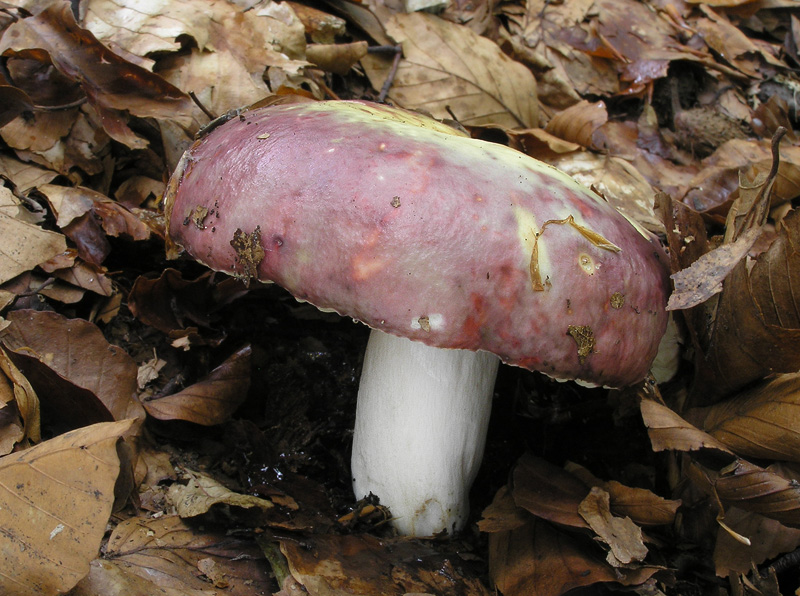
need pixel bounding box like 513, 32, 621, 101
165, 100, 669, 387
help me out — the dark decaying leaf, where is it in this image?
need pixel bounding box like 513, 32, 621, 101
127, 268, 248, 335
143, 344, 251, 425
686, 373, 800, 463
279, 533, 491, 596
0, 310, 144, 432
71, 515, 271, 596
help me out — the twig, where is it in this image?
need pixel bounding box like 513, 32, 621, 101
189, 91, 218, 121
367, 44, 402, 103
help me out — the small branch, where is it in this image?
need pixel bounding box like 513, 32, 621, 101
367, 44, 402, 103
189, 91, 218, 121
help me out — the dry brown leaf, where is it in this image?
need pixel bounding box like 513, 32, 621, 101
578, 487, 648, 566
87, 0, 309, 118
51, 260, 114, 297
143, 345, 251, 425
2, 111, 106, 177
713, 507, 800, 576
566, 463, 681, 526
545, 100, 608, 148
0, 309, 145, 430
479, 485, 534, 533
71, 515, 272, 596
72, 560, 210, 596
695, 5, 785, 75
0, 155, 59, 192
682, 142, 800, 213
692, 207, 800, 399
0, 84, 34, 128
39, 183, 151, 241
362, 12, 538, 128
714, 460, 800, 527
128, 268, 248, 335
488, 507, 661, 596
510, 452, 590, 530
0, 419, 134, 596
0, 186, 68, 285
286, 1, 346, 44
280, 533, 491, 595
502, 0, 617, 106
687, 373, 800, 463
0, 3, 197, 146
667, 226, 761, 311
640, 398, 735, 463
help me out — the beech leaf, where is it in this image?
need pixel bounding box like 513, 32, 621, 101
0, 420, 134, 596
143, 344, 251, 425
362, 12, 538, 128
687, 373, 800, 463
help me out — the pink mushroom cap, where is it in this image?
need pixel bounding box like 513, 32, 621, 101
165, 100, 669, 388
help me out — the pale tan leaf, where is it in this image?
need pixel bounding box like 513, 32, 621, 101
0, 420, 134, 596
306, 41, 369, 75
566, 463, 681, 526
578, 487, 648, 566
0, 186, 68, 285
667, 226, 761, 311
363, 12, 538, 128
550, 152, 664, 234
0, 155, 58, 192
168, 469, 274, 519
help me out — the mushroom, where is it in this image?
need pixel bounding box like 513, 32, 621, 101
164, 100, 670, 536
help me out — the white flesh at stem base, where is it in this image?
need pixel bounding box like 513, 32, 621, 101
351, 328, 500, 536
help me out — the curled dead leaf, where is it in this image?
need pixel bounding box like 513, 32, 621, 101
545, 100, 608, 149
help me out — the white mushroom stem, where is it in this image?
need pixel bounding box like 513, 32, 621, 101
351, 329, 500, 536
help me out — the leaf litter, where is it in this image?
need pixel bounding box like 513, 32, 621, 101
0, 0, 798, 594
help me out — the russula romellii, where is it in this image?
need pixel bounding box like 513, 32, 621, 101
164, 100, 670, 536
